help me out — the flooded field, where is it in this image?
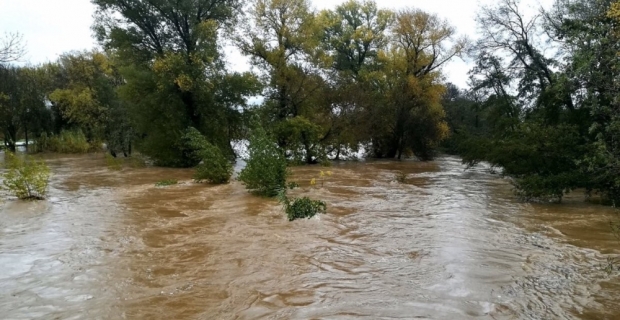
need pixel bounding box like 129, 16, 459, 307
0, 153, 619, 319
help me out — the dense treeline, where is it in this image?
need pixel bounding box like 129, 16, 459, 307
1, 0, 464, 164
442, 0, 620, 204
2, 0, 620, 205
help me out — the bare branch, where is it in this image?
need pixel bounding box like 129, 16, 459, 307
0, 32, 27, 63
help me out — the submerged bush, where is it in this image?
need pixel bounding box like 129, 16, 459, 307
395, 171, 407, 183
278, 191, 326, 221
156, 179, 178, 187
182, 127, 232, 184
105, 153, 123, 171
35, 130, 92, 153
239, 124, 288, 197
1, 152, 50, 200
129, 154, 148, 168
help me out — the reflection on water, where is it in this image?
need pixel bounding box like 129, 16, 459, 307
0, 154, 619, 319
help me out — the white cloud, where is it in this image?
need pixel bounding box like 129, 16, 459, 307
1, 0, 553, 88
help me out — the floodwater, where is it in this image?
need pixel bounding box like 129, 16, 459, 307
0, 153, 619, 319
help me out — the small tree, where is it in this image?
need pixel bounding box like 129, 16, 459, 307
239, 124, 288, 197
1, 152, 50, 200
182, 127, 233, 184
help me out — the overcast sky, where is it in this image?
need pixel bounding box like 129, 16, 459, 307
0, 0, 552, 88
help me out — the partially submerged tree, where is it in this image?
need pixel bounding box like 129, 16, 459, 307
92, 0, 258, 166
239, 123, 288, 197
236, 0, 332, 163
367, 9, 467, 159
0, 65, 49, 152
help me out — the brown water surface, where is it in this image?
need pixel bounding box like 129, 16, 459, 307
1, 154, 619, 319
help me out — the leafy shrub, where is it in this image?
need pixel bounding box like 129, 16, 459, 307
35, 130, 92, 153
105, 153, 123, 171
1, 152, 50, 200
129, 154, 148, 168
182, 127, 232, 184
156, 179, 178, 187
278, 192, 326, 221
239, 124, 288, 197
274, 116, 324, 164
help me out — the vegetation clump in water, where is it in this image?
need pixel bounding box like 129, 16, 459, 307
278, 191, 326, 221
34, 130, 94, 153
105, 153, 123, 170
182, 127, 232, 184
395, 171, 407, 183
239, 124, 288, 197
155, 179, 178, 187
1, 152, 50, 200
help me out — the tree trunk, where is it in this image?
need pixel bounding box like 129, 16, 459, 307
6, 126, 17, 152
181, 90, 200, 129
24, 126, 28, 151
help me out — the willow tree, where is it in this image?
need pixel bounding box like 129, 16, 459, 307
368, 9, 467, 160
318, 0, 393, 158
236, 0, 331, 163
92, 0, 258, 166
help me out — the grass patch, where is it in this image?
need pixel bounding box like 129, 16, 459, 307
156, 179, 178, 187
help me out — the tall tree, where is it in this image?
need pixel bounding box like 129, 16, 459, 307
47, 51, 120, 142
92, 0, 257, 166
236, 0, 330, 163
455, 0, 620, 202
320, 0, 392, 77
0, 66, 49, 152
368, 8, 467, 160
318, 0, 392, 158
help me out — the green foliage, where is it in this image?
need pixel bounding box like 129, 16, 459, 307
1, 152, 50, 200
274, 116, 325, 164
105, 153, 123, 171
287, 181, 300, 190
93, 0, 257, 167
182, 127, 232, 184
445, 0, 620, 204
238, 124, 288, 197
47, 52, 114, 142
319, 0, 392, 75
0, 65, 50, 152
460, 122, 588, 201
129, 154, 148, 168
34, 130, 92, 153
156, 179, 178, 187
278, 192, 327, 221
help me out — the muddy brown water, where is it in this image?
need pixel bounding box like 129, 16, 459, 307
0, 153, 619, 319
